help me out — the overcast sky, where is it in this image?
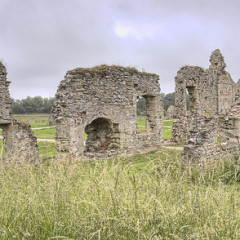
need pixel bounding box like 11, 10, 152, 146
1, 0, 240, 99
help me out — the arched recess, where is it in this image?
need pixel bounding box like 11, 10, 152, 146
84, 117, 120, 153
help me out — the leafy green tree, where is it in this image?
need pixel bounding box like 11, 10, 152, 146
12, 96, 55, 114
162, 92, 189, 112
163, 92, 175, 111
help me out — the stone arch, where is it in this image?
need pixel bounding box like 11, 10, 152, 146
84, 117, 120, 156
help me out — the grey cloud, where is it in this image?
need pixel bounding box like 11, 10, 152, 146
0, 0, 240, 98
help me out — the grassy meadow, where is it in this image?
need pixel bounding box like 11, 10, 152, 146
1, 150, 240, 239
1, 115, 239, 238
13, 114, 50, 128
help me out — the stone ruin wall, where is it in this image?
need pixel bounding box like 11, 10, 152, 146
2, 48, 239, 165
183, 117, 239, 167
51, 65, 163, 159
172, 49, 236, 142
172, 49, 240, 165
0, 61, 39, 165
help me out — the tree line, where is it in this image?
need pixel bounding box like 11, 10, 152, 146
12, 96, 55, 114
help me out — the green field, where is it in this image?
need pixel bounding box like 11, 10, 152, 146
13, 114, 50, 128
13, 115, 174, 140
32, 128, 56, 139
38, 142, 57, 160
163, 119, 174, 127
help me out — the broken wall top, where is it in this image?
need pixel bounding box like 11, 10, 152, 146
175, 49, 236, 117
209, 49, 226, 71
67, 64, 158, 77
57, 65, 160, 98
0, 61, 6, 73
52, 65, 161, 126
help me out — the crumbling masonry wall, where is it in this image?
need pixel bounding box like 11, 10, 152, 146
51, 65, 163, 159
0, 61, 39, 165
172, 49, 236, 142
172, 50, 240, 165
183, 117, 239, 167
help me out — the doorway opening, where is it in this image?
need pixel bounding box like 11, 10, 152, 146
136, 95, 157, 133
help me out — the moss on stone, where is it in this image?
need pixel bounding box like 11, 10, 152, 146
68, 64, 157, 76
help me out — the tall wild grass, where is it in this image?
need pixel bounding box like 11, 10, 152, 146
0, 150, 240, 239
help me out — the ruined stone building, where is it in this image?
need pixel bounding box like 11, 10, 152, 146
0, 61, 39, 165
172, 50, 240, 165
51, 65, 163, 159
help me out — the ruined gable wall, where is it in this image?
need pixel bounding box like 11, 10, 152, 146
209, 49, 236, 115
172, 50, 236, 142
51, 65, 163, 159
178, 50, 239, 165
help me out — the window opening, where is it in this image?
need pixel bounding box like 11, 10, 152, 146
136, 96, 147, 131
